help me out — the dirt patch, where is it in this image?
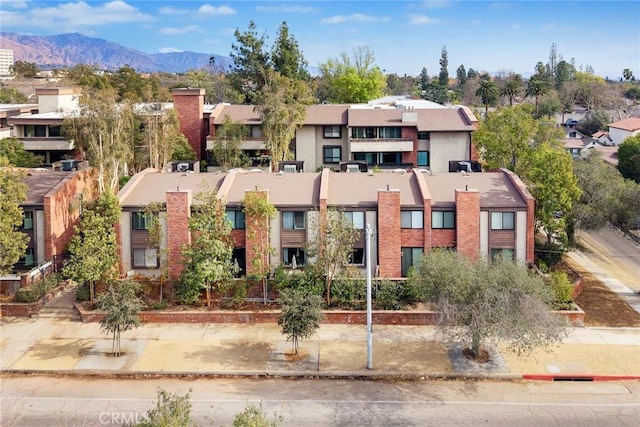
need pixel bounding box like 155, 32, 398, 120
563, 258, 640, 327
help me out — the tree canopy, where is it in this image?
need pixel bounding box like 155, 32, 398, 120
617, 135, 640, 184
318, 46, 387, 103
0, 157, 29, 275
0, 137, 43, 167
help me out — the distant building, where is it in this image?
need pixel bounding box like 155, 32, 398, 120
608, 117, 640, 145
0, 49, 14, 76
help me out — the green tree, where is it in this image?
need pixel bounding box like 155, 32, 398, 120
271, 21, 309, 81
573, 72, 608, 110
171, 134, 198, 162
537, 92, 562, 118
95, 279, 143, 357
0, 158, 28, 275
305, 209, 360, 305
210, 115, 250, 170
66, 64, 110, 90
555, 60, 576, 90
63, 193, 121, 304
0, 87, 28, 103
438, 46, 449, 87
254, 69, 316, 172
63, 87, 135, 194
409, 250, 567, 359
229, 20, 270, 104
278, 288, 324, 355
242, 190, 277, 303
233, 403, 282, 427
134, 389, 195, 427
475, 75, 499, 116
178, 186, 234, 307
527, 144, 581, 246
455, 64, 467, 87
136, 106, 181, 172
0, 137, 43, 167
525, 76, 551, 118
318, 46, 387, 103
576, 110, 608, 136
499, 74, 523, 106
617, 135, 640, 183
10, 60, 39, 78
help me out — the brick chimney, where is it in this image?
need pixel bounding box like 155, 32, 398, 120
172, 88, 205, 160
166, 189, 192, 280
455, 187, 480, 260
377, 188, 401, 278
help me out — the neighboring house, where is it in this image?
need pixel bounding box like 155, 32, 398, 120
7, 88, 80, 164
592, 131, 613, 145
0, 103, 38, 139
198, 97, 479, 174
564, 138, 597, 159
608, 117, 640, 145
117, 167, 534, 281
15, 166, 96, 272
561, 125, 585, 140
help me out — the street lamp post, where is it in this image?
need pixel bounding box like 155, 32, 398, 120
366, 223, 373, 369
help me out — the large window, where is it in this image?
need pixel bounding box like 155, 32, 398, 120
226, 210, 246, 229
250, 126, 262, 138
491, 212, 515, 230
401, 247, 423, 277
283, 247, 305, 266
343, 211, 365, 229
349, 248, 365, 265
351, 127, 376, 139
401, 211, 423, 229
25, 125, 46, 137
49, 125, 62, 137
323, 125, 341, 138
432, 211, 455, 229
323, 146, 341, 164
282, 211, 305, 230
132, 212, 153, 230
133, 248, 159, 268
22, 211, 34, 230
417, 151, 429, 167
378, 127, 401, 139
417, 131, 430, 140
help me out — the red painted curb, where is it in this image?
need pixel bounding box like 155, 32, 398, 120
523, 374, 640, 381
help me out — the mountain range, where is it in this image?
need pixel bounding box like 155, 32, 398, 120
0, 32, 230, 73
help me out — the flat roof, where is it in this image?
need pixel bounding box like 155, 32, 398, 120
19, 169, 74, 206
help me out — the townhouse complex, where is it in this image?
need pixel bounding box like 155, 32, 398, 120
118, 167, 534, 280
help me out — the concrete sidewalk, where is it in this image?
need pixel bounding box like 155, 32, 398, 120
2, 317, 639, 380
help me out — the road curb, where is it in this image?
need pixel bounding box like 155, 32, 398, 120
523, 373, 640, 382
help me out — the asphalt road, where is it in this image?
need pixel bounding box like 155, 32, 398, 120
578, 227, 640, 290
2, 377, 640, 426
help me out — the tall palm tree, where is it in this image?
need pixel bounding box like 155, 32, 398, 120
525, 77, 551, 118
500, 76, 523, 106
475, 76, 499, 117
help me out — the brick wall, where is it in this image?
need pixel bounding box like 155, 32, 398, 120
172, 88, 205, 160
43, 168, 97, 260
401, 229, 424, 248
402, 127, 418, 166
166, 190, 191, 280
377, 190, 401, 277
431, 229, 456, 248
455, 188, 480, 260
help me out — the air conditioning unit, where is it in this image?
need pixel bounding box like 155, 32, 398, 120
346, 164, 360, 173
177, 163, 189, 172
283, 164, 297, 173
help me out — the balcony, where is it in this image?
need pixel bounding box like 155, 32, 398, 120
350, 138, 413, 153
20, 137, 74, 151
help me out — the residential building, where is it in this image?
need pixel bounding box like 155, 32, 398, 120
0, 103, 38, 139
7, 88, 80, 164
0, 49, 13, 76
608, 117, 640, 145
117, 167, 534, 281
14, 166, 96, 272
173, 88, 480, 174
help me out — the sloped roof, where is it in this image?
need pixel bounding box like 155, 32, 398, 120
609, 117, 640, 131
211, 104, 260, 125
326, 171, 423, 207
304, 105, 348, 125
19, 169, 74, 206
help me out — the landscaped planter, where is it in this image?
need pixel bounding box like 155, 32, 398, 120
0, 280, 74, 318
551, 302, 585, 327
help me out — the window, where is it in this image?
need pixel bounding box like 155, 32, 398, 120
380, 152, 401, 164
351, 127, 376, 139
401, 211, 423, 229
491, 248, 515, 261
25, 125, 47, 138
417, 151, 429, 167
250, 126, 262, 138
132, 212, 153, 230
226, 210, 246, 229
432, 211, 455, 229
22, 211, 34, 230
378, 127, 401, 139
323, 146, 341, 164
401, 247, 423, 277
22, 248, 35, 267
344, 211, 365, 229
417, 131, 430, 140
49, 125, 62, 137
323, 125, 341, 138
133, 248, 159, 268
283, 247, 305, 266
353, 152, 376, 165
349, 248, 365, 265
569, 131, 577, 138
491, 212, 515, 230
282, 211, 305, 230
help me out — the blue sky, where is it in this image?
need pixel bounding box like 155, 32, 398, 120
1, 1, 638, 78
